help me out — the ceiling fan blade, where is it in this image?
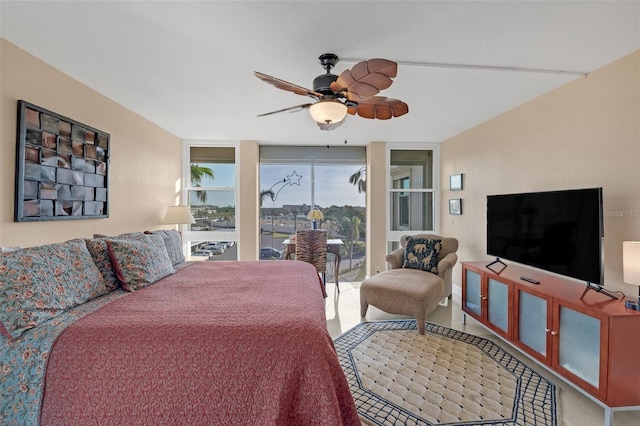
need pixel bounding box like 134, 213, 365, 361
254, 71, 322, 99
317, 118, 344, 131
330, 59, 398, 99
352, 96, 409, 120
257, 103, 313, 117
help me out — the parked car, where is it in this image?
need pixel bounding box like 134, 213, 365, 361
204, 242, 226, 252
191, 250, 212, 258
260, 247, 282, 260
206, 246, 224, 255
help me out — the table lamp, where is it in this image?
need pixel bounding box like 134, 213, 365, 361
307, 208, 323, 230
163, 206, 195, 226
623, 241, 640, 311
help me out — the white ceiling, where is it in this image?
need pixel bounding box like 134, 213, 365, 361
1, 1, 638, 146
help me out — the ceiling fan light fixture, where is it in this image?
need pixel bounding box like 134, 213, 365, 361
309, 99, 347, 124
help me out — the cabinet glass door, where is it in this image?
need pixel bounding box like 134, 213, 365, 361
518, 291, 547, 356
487, 278, 509, 332
558, 306, 600, 388
464, 269, 482, 316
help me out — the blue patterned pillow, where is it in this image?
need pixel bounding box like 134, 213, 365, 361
403, 237, 442, 274
1, 246, 21, 253
0, 239, 108, 341
107, 234, 175, 291
146, 229, 185, 266
85, 232, 146, 290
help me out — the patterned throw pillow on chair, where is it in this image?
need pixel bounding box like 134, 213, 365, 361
403, 237, 442, 274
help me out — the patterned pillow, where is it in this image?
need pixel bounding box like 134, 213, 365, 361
1, 246, 21, 253
145, 229, 185, 266
0, 239, 108, 341
107, 234, 175, 291
403, 237, 442, 274
86, 232, 146, 290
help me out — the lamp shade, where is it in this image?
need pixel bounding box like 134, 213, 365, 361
623, 241, 640, 285
307, 208, 323, 221
162, 206, 195, 224
309, 100, 347, 124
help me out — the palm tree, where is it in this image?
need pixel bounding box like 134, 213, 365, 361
218, 206, 234, 229
259, 189, 275, 207
260, 189, 277, 245
190, 164, 214, 204
348, 166, 366, 193
340, 216, 361, 270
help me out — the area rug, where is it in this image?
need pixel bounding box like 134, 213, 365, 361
334, 320, 559, 426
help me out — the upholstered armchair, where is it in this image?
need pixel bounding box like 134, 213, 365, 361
386, 233, 458, 297
360, 233, 459, 334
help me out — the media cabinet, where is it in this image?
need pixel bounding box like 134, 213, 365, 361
461, 261, 640, 426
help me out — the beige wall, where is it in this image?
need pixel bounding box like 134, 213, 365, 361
366, 142, 388, 277
237, 140, 259, 260
441, 50, 640, 294
0, 39, 182, 247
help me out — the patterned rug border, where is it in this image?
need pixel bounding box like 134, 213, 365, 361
334, 320, 559, 426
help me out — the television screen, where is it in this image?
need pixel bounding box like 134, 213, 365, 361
487, 188, 603, 284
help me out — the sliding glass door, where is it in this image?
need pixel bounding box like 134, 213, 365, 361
259, 146, 366, 282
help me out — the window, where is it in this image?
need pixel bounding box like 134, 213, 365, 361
398, 177, 410, 228
259, 146, 366, 282
387, 146, 439, 247
182, 143, 238, 261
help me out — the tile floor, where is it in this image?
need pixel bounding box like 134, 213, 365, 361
325, 281, 640, 426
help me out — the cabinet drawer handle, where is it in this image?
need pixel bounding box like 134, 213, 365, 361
550, 330, 558, 336
482, 296, 488, 300
545, 328, 551, 333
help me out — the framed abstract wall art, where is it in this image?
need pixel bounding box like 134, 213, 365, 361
450, 173, 463, 191
14, 100, 110, 221
449, 198, 462, 215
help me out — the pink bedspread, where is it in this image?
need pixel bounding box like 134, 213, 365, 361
40, 261, 359, 425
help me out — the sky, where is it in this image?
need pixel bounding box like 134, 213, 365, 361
260, 164, 366, 208
190, 163, 366, 208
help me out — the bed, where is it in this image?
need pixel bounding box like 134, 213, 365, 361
0, 236, 359, 425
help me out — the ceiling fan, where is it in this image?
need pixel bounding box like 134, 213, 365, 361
254, 53, 409, 131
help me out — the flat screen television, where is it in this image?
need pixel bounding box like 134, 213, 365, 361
487, 187, 603, 284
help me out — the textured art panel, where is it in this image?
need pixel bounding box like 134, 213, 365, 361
15, 100, 110, 221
